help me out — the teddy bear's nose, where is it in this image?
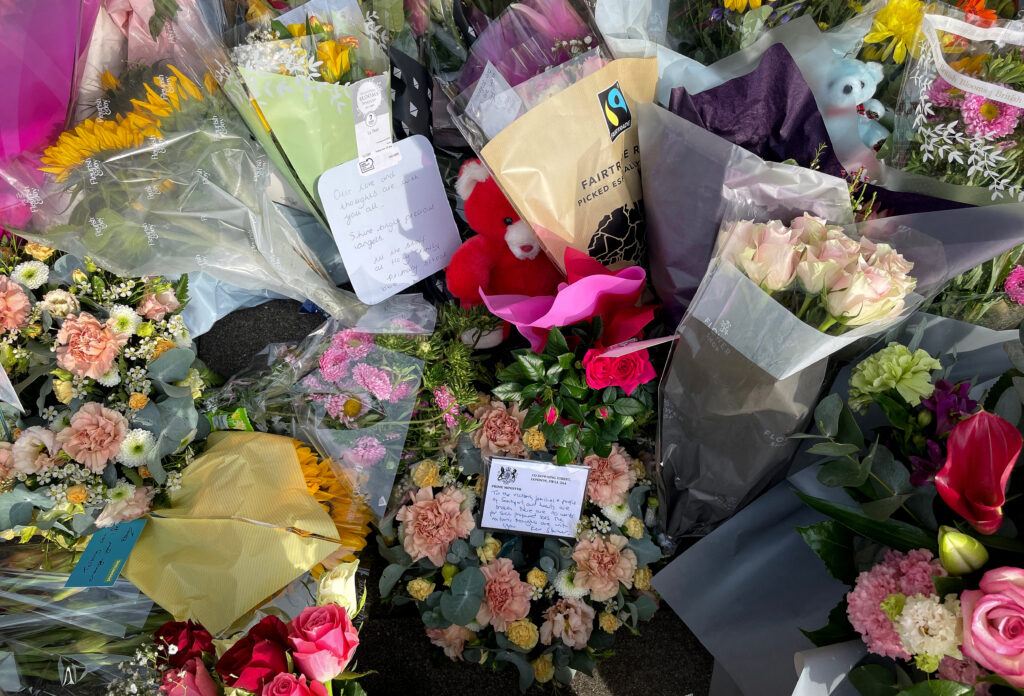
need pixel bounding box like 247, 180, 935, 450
843, 84, 853, 95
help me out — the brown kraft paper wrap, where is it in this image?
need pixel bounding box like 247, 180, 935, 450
480, 58, 657, 271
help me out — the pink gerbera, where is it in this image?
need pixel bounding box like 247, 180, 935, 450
961, 89, 1022, 139
1006, 265, 1024, 305
928, 77, 965, 108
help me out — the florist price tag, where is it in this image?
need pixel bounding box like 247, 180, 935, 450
65, 519, 147, 588
481, 458, 589, 538
318, 134, 462, 305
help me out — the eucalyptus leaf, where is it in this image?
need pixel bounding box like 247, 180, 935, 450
861, 494, 911, 521
496, 650, 536, 693
814, 394, 843, 438
440, 591, 483, 626
379, 563, 409, 597
147, 348, 195, 383
817, 458, 870, 488
450, 566, 485, 596
996, 387, 1023, 426
807, 441, 861, 457
627, 536, 662, 567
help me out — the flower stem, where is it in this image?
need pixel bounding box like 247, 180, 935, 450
797, 294, 815, 320
817, 316, 838, 333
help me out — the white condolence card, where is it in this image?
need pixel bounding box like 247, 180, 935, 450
480, 458, 589, 538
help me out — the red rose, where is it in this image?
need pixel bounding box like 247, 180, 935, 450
154, 620, 213, 668
288, 604, 360, 682
261, 673, 329, 696
215, 616, 290, 692
581, 348, 657, 396
159, 657, 218, 696
936, 411, 1023, 534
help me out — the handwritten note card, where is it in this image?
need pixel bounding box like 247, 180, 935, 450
481, 458, 590, 538
318, 135, 462, 305
65, 519, 146, 587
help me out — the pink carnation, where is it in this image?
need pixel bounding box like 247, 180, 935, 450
136, 289, 180, 321
0, 442, 13, 480
56, 313, 126, 379
341, 436, 385, 469
0, 275, 29, 333
572, 534, 638, 601
396, 486, 475, 566
11, 426, 58, 475
352, 363, 393, 401
582, 444, 637, 507
475, 558, 532, 631
540, 598, 595, 649
58, 402, 129, 473
96, 486, 154, 528
426, 624, 476, 661
961, 89, 1022, 139
318, 348, 350, 383
471, 401, 526, 457
937, 656, 991, 695
1006, 265, 1024, 306
330, 330, 374, 360
846, 549, 946, 659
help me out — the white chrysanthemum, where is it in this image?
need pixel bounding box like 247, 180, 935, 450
116, 429, 156, 468
602, 504, 631, 526
97, 368, 122, 387
553, 569, 590, 600
11, 261, 49, 290
895, 594, 963, 661
107, 481, 136, 502
108, 304, 142, 335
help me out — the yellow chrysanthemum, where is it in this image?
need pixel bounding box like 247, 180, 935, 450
863, 0, 925, 64
723, 0, 761, 12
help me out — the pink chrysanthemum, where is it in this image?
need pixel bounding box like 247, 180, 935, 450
325, 393, 370, 425
433, 386, 458, 428
388, 380, 413, 403
330, 329, 375, 360
352, 363, 393, 401
928, 77, 966, 108
342, 435, 386, 469
1005, 265, 1024, 305
318, 347, 350, 383
961, 89, 1022, 139
846, 549, 946, 659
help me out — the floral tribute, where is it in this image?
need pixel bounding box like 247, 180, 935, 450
0, 238, 204, 544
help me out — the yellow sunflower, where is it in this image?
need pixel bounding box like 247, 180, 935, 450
40, 114, 158, 182
862, 0, 925, 64
723, 0, 761, 12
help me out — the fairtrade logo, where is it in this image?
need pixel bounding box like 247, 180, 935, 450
597, 82, 632, 142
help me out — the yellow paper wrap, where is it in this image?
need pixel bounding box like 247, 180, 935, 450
124, 432, 340, 634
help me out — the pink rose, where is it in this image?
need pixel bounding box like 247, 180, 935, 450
396, 486, 475, 566
58, 402, 129, 473
789, 214, 832, 244
572, 535, 638, 601
261, 673, 328, 696
581, 348, 657, 396
0, 442, 13, 480
825, 262, 909, 327
717, 220, 796, 264
11, 426, 58, 475
137, 289, 181, 321
56, 313, 126, 379
540, 598, 595, 649
404, 0, 429, 35
96, 486, 154, 528
471, 401, 526, 457
475, 558, 532, 631
425, 624, 476, 661
287, 604, 360, 682
962, 567, 1024, 687
738, 241, 802, 291
0, 275, 30, 333
159, 657, 218, 696
582, 444, 637, 507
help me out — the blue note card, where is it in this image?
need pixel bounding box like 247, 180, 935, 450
65, 519, 147, 587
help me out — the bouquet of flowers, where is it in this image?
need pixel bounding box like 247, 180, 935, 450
926, 245, 1024, 330
0, 237, 206, 545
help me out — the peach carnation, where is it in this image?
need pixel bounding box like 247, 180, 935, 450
95, 486, 154, 528
0, 275, 30, 332
572, 534, 638, 601
11, 427, 58, 475
425, 624, 476, 661
475, 558, 532, 631
0, 442, 13, 480
58, 402, 129, 473
56, 313, 126, 379
136, 289, 180, 321
540, 598, 595, 649
472, 401, 526, 457
582, 444, 637, 507
396, 486, 475, 566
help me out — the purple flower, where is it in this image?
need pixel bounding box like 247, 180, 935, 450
909, 439, 946, 486
1006, 265, 1024, 305
709, 7, 724, 21
921, 380, 978, 436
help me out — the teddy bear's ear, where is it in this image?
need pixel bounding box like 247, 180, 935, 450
456, 159, 491, 201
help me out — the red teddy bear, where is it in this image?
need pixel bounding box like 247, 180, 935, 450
445, 160, 563, 306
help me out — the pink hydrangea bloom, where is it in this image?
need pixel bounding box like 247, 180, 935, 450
475, 558, 532, 631
928, 77, 965, 108
96, 486, 154, 528
318, 348, 350, 383
11, 426, 58, 475
0, 275, 30, 333
0, 442, 13, 480
572, 534, 638, 601
1005, 265, 1024, 305
425, 624, 476, 661
582, 444, 637, 507
136, 289, 180, 321
56, 313, 126, 379
540, 598, 595, 649
57, 402, 129, 473
961, 90, 1022, 139
330, 330, 375, 360
937, 655, 991, 696
341, 436, 385, 469
352, 364, 393, 401
396, 486, 475, 566
846, 549, 946, 659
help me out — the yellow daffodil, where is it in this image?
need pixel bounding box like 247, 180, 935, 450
723, 0, 761, 12
863, 0, 925, 64
316, 37, 358, 84
100, 70, 121, 91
